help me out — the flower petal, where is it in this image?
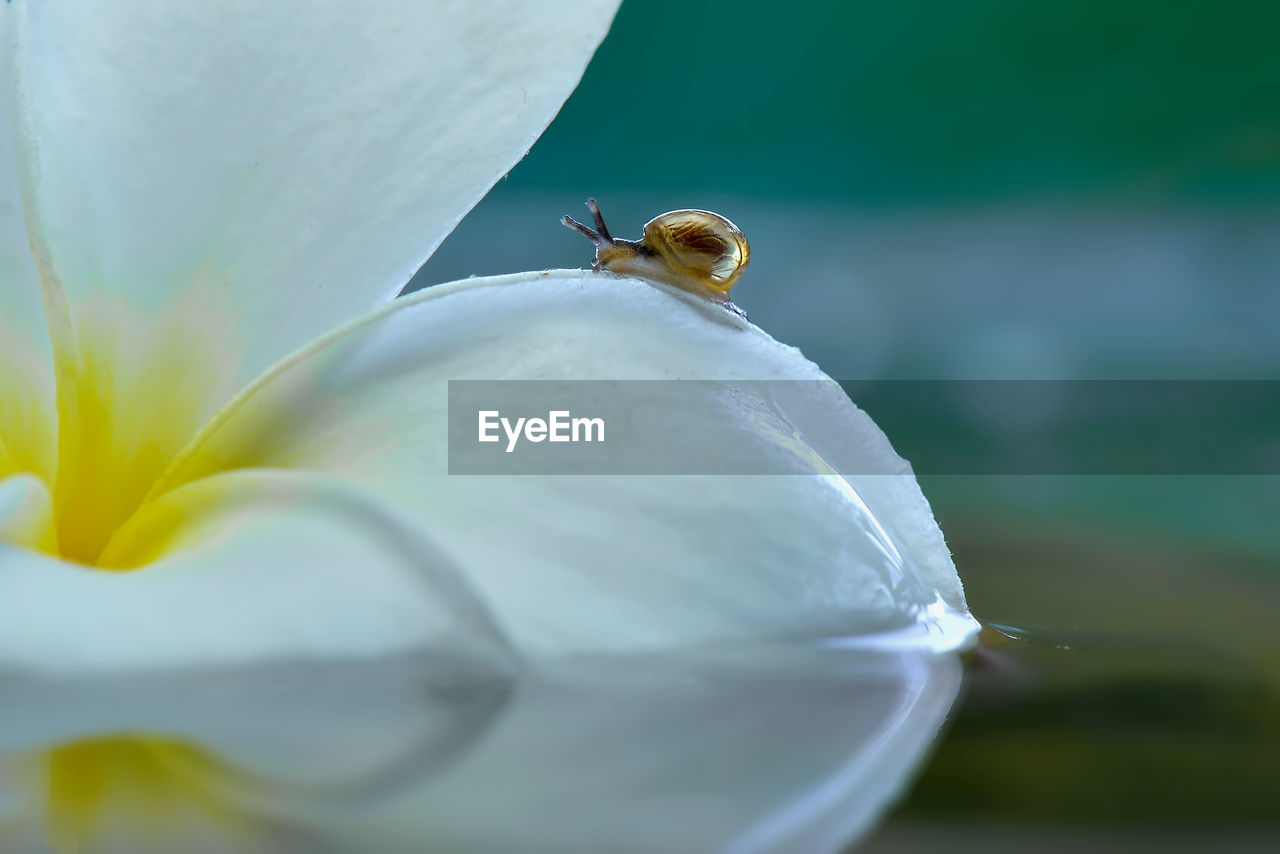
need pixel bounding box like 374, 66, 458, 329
0, 9, 54, 482
0, 469, 513, 677
0, 8, 42, 342
11, 0, 619, 389
0, 475, 55, 553
160, 271, 978, 655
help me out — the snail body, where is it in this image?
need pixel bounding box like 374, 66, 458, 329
563, 199, 750, 307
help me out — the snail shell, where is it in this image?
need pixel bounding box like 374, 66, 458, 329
563, 200, 750, 306
641, 210, 750, 294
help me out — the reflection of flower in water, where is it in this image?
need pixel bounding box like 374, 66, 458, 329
0, 662, 512, 852
1, 648, 962, 853
44, 738, 252, 851
0, 735, 276, 853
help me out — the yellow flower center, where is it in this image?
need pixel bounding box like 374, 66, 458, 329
1, 290, 280, 847
0, 292, 240, 569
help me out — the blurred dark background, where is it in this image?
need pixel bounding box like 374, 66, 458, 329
413, 0, 1280, 847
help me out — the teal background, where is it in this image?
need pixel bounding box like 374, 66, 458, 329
517, 0, 1280, 204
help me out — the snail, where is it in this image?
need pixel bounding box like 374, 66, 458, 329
562, 199, 750, 309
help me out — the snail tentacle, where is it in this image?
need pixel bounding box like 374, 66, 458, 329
585, 197, 613, 242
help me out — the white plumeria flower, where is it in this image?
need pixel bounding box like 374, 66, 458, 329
0, 0, 979, 851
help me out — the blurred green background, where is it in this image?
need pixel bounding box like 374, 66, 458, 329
508, 0, 1280, 204
413, 0, 1280, 846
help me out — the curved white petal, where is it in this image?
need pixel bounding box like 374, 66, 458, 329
0, 8, 54, 482
161, 271, 979, 655
0, 7, 43, 345
11, 0, 618, 389
0, 470, 513, 678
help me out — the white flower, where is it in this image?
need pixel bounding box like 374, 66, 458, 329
0, 1, 978, 850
